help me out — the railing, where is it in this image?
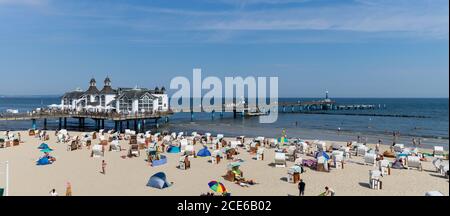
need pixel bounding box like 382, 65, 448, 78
0, 109, 174, 120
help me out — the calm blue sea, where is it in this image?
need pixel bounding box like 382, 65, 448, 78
0, 97, 448, 149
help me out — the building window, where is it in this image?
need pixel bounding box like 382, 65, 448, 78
101, 95, 106, 106
95, 95, 100, 102
139, 96, 153, 112
158, 97, 163, 105
119, 97, 131, 113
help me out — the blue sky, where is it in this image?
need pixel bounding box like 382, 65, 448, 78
0, 0, 448, 97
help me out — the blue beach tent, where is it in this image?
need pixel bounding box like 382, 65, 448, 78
36, 157, 51, 166
38, 143, 50, 149
167, 146, 181, 153
197, 146, 211, 157
147, 172, 172, 189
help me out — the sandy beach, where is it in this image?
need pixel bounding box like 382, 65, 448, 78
0, 130, 448, 196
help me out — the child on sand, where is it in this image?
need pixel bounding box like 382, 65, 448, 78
101, 160, 107, 174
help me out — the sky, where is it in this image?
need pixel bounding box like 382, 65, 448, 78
0, 0, 448, 98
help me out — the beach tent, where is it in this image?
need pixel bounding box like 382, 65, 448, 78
38, 143, 50, 149
167, 146, 181, 153
147, 172, 172, 189
197, 146, 212, 157
36, 157, 51, 166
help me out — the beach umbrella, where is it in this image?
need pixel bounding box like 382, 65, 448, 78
208, 181, 227, 193
40, 148, 53, 153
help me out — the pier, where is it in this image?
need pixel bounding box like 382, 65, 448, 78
1, 99, 384, 131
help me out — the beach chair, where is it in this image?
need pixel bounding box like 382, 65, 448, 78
432, 159, 448, 177
393, 144, 404, 153
287, 166, 301, 184
256, 147, 265, 161
333, 154, 344, 169
128, 144, 140, 157
67, 140, 79, 151
357, 145, 368, 157
109, 140, 121, 152
180, 139, 188, 151
406, 156, 422, 171
230, 141, 241, 149
285, 146, 297, 162
378, 160, 390, 176
91, 145, 104, 158
433, 146, 444, 158
316, 156, 329, 172
369, 170, 382, 190
332, 143, 342, 150
316, 141, 327, 152
274, 152, 287, 168
179, 156, 191, 170
184, 145, 195, 157
364, 153, 377, 166
211, 150, 222, 164
293, 157, 302, 166
298, 142, 308, 154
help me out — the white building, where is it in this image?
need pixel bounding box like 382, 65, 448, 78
61, 77, 169, 113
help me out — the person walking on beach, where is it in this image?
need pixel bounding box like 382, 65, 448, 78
412, 138, 417, 147
65, 182, 72, 196
49, 189, 58, 196
298, 180, 306, 196
357, 136, 361, 143
418, 138, 422, 147
101, 160, 107, 175
324, 186, 335, 196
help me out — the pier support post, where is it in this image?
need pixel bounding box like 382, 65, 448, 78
165, 117, 169, 123
119, 121, 123, 133
43, 118, 47, 130
126, 121, 130, 129
142, 119, 145, 131
114, 121, 118, 132
220, 112, 224, 118
101, 119, 104, 129
64, 118, 67, 129
134, 120, 138, 131
32, 119, 36, 130
58, 118, 62, 130
137, 120, 142, 133
211, 110, 215, 120
190, 110, 194, 121
78, 118, 82, 130
233, 109, 237, 118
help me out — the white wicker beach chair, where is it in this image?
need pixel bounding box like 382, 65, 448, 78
286, 146, 297, 162
298, 142, 308, 154
256, 147, 265, 161
364, 153, 377, 166
357, 145, 368, 157
378, 159, 390, 176
91, 145, 104, 158
274, 152, 286, 168
110, 140, 121, 152
317, 141, 326, 152
184, 145, 195, 157
407, 156, 422, 171
333, 154, 344, 169
433, 146, 445, 158
369, 170, 382, 190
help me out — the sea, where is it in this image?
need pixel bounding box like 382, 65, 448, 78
0, 97, 448, 149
